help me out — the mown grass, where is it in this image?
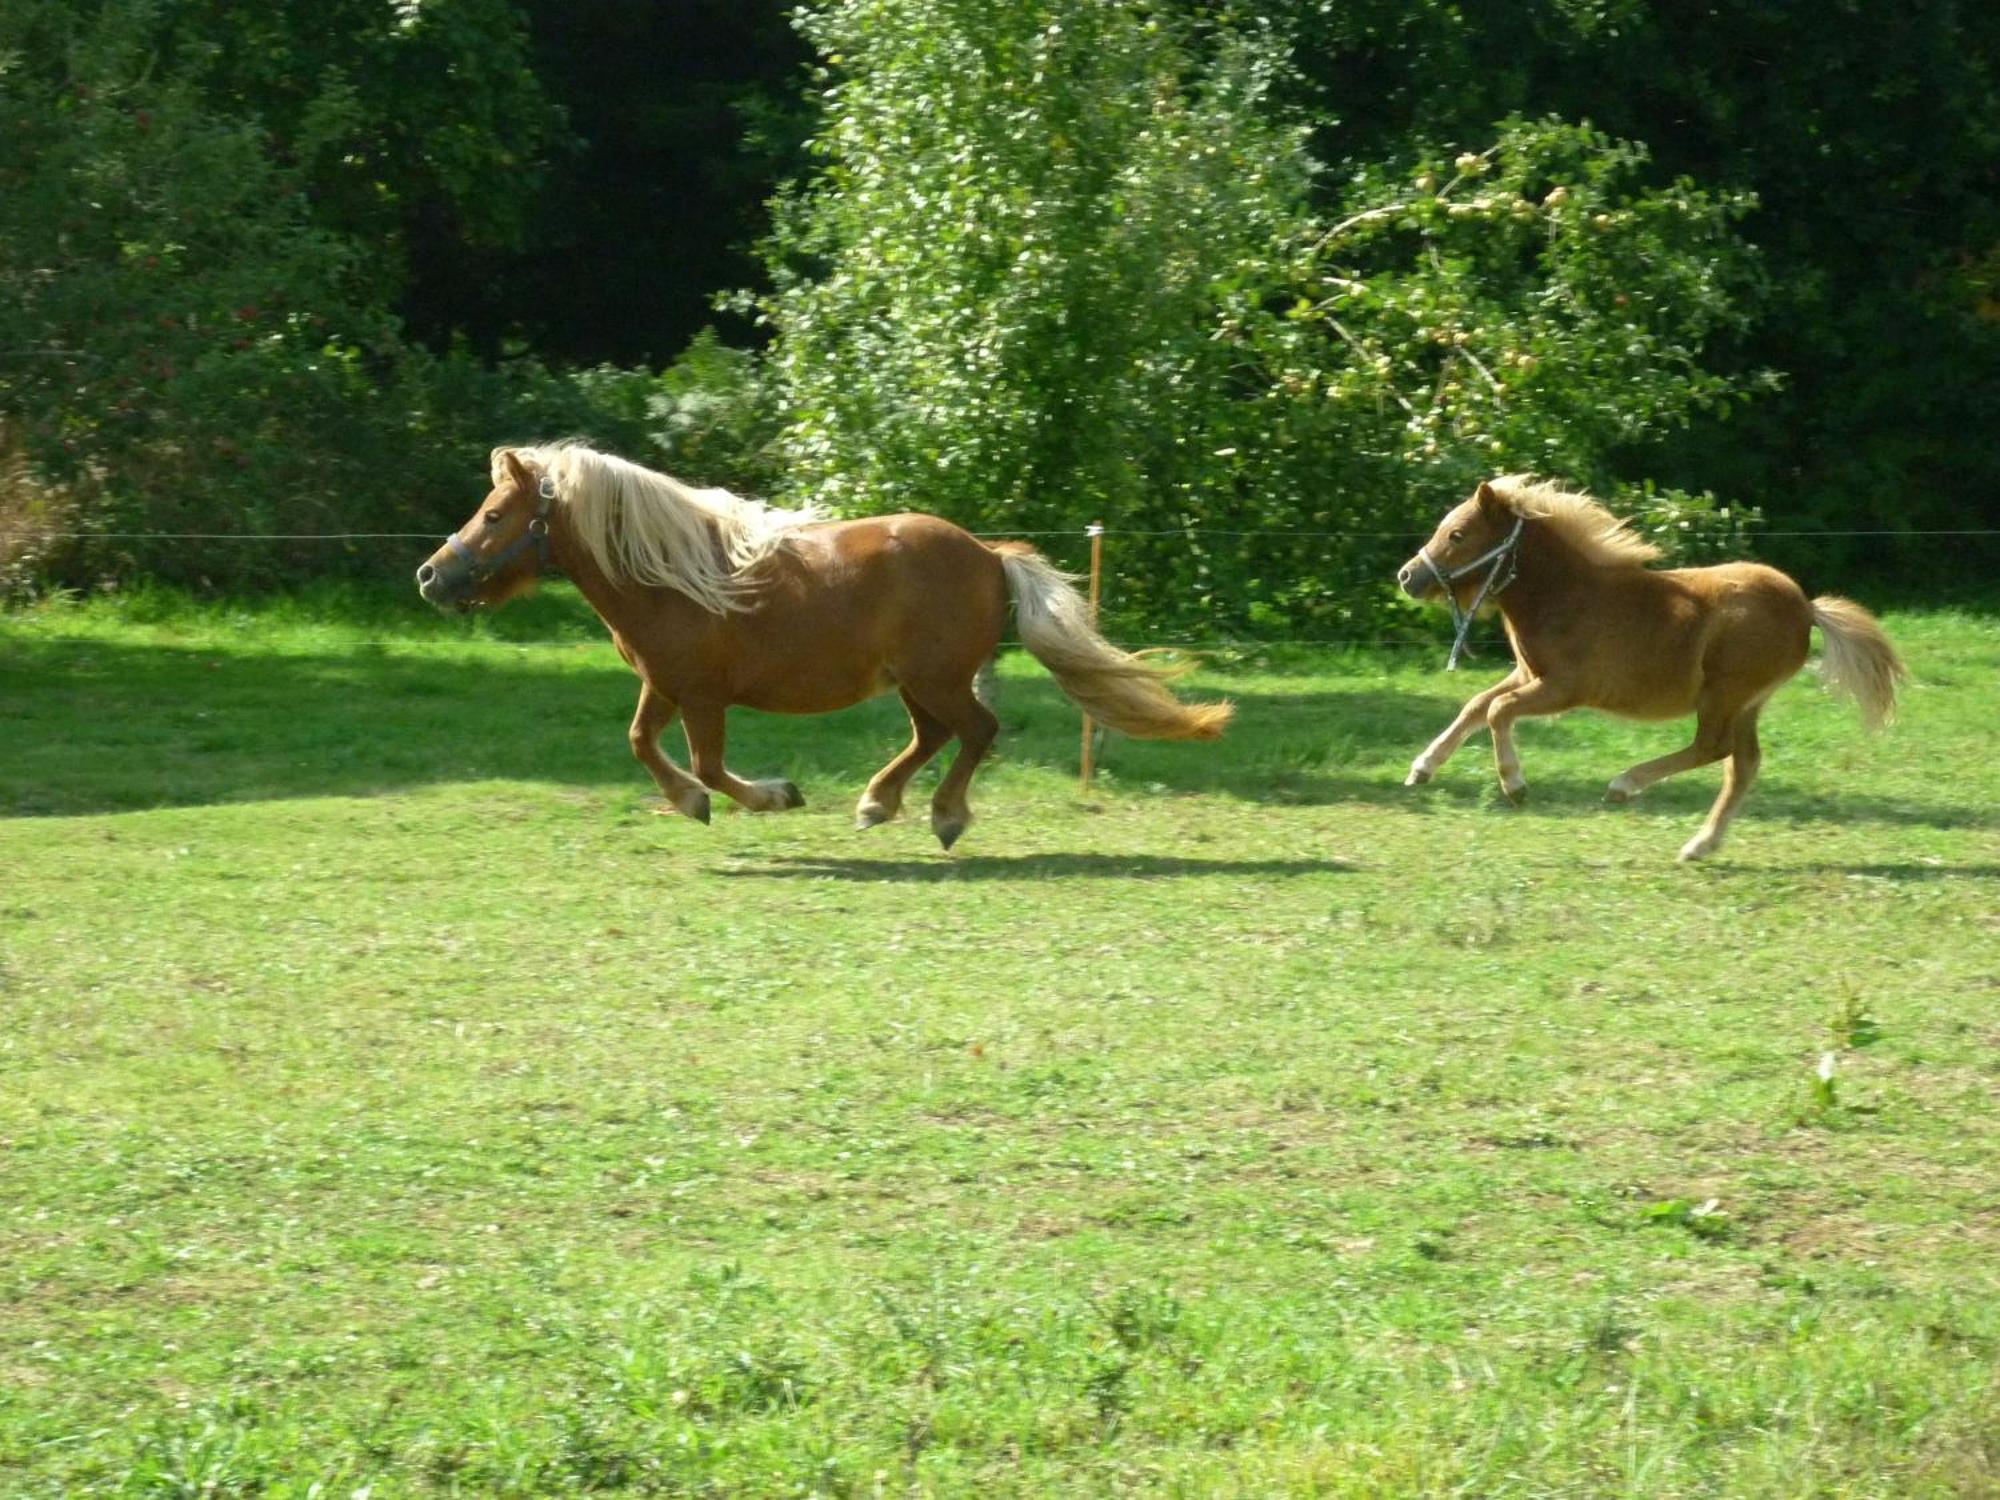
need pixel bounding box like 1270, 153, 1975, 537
2, 588, 1997, 1497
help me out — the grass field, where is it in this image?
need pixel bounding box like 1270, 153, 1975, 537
2, 589, 1996, 1498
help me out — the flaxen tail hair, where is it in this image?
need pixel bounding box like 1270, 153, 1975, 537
1811, 596, 1906, 731
990, 542, 1231, 741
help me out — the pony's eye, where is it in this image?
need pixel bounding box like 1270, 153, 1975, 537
484, 511, 501, 525
1448, 529, 1465, 544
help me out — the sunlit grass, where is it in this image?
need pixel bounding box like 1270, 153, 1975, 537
2, 595, 1996, 1496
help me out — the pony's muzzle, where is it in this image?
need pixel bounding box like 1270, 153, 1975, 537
1397, 559, 1436, 600
415, 557, 472, 611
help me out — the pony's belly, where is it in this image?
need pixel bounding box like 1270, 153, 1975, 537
737, 664, 897, 715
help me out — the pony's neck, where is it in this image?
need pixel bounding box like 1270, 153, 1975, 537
545, 506, 694, 635
1490, 517, 1601, 634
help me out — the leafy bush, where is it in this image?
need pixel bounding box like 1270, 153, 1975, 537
0, 0, 722, 591
756, 2, 1771, 635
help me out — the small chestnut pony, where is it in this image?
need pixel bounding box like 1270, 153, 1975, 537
416, 443, 1229, 847
1398, 476, 1905, 861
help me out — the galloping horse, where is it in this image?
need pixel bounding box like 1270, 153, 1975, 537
415, 443, 1229, 847
1397, 476, 1906, 861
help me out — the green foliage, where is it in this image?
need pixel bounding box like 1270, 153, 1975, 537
0, 0, 378, 579
8, 0, 1990, 612
148, 0, 566, 336
1265, 0, 2000, 587
629, 329, 787, 498
0, 0, 663, 590
758, 3, 1769, 634
758, 2, 1316, 532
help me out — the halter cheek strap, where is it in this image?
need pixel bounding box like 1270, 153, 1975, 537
442, 475, 559, 585
1415, 516, 1523, 671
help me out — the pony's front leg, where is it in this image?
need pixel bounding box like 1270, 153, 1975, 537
680, 703, 806, 814
1485, 677, 1575, 805
1406, 668, 1521, 785
629, 684, 712, 823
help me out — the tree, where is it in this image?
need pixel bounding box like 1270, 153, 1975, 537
0, 0, 656, 588
756, 0, 1766, 633
149, 0, 567, 351
1259, 0, 2000, 586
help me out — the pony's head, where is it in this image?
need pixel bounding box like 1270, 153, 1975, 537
415, 449, 556, 612
1397, 480, 1518, 606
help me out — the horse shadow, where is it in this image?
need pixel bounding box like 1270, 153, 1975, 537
1705, 860, 2000, 882
712, 852, 1356, 883
0, 631, 1442, 817
1388, 770, 2000, 834
4, 631, 1990, 836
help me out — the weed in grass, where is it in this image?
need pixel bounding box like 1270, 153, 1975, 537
1829, 988, 1884, 1050
1641, 1197, 1732, 1242
1812, 1050, 1842, 1114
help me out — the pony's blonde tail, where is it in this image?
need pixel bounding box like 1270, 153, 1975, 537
1811, 596, 1906, 731
992, 542, 1232, 741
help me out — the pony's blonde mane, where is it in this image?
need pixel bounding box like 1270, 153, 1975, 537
1489, 474, 1663, 567
495, 442, 822, 612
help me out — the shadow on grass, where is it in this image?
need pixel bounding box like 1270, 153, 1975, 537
5, 634, 1992, 835
1, 635, 1435, 818
1718, 862, 2000, 882
1383, 772, 1999, 833
713, 852, 1356, 883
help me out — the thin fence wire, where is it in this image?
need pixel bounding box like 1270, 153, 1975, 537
6, 526, 1999, 542
7, 522, 1988, 657
12, 632, 1460, 652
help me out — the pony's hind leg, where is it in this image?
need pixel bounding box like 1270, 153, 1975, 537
1605, 712, 1734, 804
1678, 709, 1763, 862
1407, 668, 1521, 785
629, 684, 713, 823
856, 691, 954, 830
900, 678, 998, 851
679, 702, 806, 814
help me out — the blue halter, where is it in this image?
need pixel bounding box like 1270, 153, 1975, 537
439, 475, 559, 587
1413, 517, 1523, 670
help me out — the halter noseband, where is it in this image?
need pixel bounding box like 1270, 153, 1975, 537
439, 474, 559, 588
1414, 516, 1523, 670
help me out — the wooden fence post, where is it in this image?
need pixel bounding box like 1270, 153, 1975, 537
1079, 522, 1104, 794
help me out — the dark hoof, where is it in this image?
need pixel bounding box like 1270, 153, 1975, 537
690, 792, 712, 825
855, 801, 893, 831
778, 780, 805, 811
933, 818, 967, 852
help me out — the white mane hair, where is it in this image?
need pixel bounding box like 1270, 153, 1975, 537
1488, 473, 1663, 567
494, 442, 823, 613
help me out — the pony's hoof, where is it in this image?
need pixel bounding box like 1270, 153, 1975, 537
1405, 763, 1434, 787
855, 798, 894, 831
1605, 776, 1639, 805
661, 791, 709, 824
1500, 780, 1527, 807
776, 780, 805, 811
933, 817, 968, 852
1677, 833, 1719, 863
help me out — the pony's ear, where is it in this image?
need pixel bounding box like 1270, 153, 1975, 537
1473, 480, 1502, 515
500, 449, 533, 490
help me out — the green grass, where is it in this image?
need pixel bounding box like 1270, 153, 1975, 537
2, 589, 1997, 1497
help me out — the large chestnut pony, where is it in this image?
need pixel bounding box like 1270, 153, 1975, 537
417, 443, 1228, 848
